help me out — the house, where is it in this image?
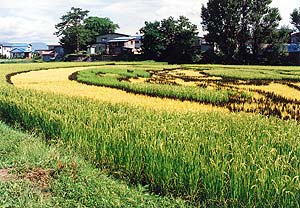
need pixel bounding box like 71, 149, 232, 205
291, 32, 300, 44
10, 44, 33, 59
0, 43, 32, 59
40, 51, 56, 62
108, 36, 142, 55
0, 44, 12, 58
132, 35, 143, 54
288, 32, 300, 65
10, 43, 32, 59
94, 33, 129, 54
88, 33, 142, 55
40, 45, 64, 62
194, 37, 215, 53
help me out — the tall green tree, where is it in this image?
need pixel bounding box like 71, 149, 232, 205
140, 21, 165, 61
55, 8, 119, 54
237, 1, 252, 63
140, 16, 199, 63
55, 7, 89, 53
201, 0, 282, 64
250, 1, 281, 59
84, 17, 119, 44
201, 0, 241, 63
262, 26, 291, 65
291, 8, 300, 31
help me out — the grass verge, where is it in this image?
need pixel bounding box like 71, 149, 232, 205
0, 121, 190, 207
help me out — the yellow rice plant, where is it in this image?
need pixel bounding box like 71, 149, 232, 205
11, 67, 228, 114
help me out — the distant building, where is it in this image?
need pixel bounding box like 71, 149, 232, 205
87, 44, 97, 55
88, 33, 142, 55
288, 32, 300, 65
108, 36, 142, 55
94, 33, 129, 54
194, 37, 215, 53
40, 45, 64, 62
0, 43, 32, 59
0, 44, 11, 58
291, 32, 300, 44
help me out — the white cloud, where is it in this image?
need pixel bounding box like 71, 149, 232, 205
0, 16, 57, 43
155, 0, 206, 34
0, 0, 297, 43
271, 0, 299, 27
100, 0, 159, 35
156, 0, 203, 20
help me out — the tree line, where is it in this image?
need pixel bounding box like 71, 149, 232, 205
55, 3, 300, 65
201, 0, 299, 65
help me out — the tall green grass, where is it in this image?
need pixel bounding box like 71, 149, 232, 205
0, 62, 300, 206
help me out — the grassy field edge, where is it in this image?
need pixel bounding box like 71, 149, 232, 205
0, 121, 190, 207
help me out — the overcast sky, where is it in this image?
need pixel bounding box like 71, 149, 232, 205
0, 0, 298, 44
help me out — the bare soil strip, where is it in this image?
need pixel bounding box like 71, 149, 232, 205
0, 169, 11, 181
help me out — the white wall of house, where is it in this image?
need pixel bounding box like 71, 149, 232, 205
0, 46, 12, 58
27, 44, 32, 52
87, 46, 96, 54
124, 40, 135, 49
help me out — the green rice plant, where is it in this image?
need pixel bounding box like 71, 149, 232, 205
0, 86, 299, 206
183, 64, 300, 81
0, 62, 300, 206
76, 66, 248, 104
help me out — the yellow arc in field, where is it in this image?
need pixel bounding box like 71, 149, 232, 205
11, 66, 228, 113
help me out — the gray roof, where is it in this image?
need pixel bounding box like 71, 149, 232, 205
97, 32, 129, 37
108, 37, 135, 43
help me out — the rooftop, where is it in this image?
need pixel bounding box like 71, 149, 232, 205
10, 47, 32, 53
97, 32, 130, 37
288, 44, 300, 53
108, 37, 135, 43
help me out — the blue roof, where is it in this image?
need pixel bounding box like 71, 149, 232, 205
10, 47, 32, 53
288, 44, 300, 53
10, 48, 26, 53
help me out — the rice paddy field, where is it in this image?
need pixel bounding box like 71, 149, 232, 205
2, 61, 300, 207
